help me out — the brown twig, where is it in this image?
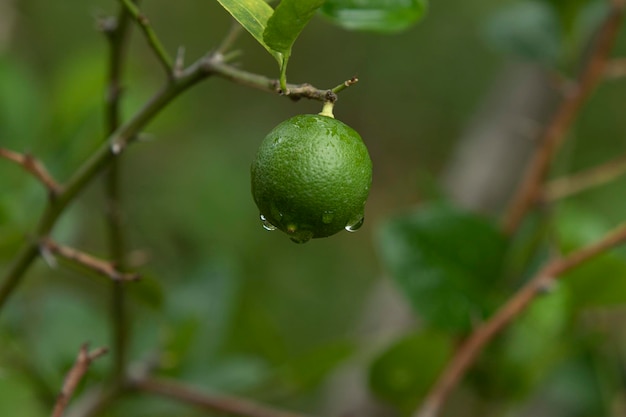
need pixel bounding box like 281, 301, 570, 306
40, 238, 139, 282
413, 222, 626, 417
542, 154, 626, 201
502, 0, 625, 235
203, 56, 358, 103
51, 344, 109, 417
0, 148, 62, 196
133, 377, 316, 417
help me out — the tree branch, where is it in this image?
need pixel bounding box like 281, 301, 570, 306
413, 221, 626, 417
205, 57, 358, 103
542, 153, 626, 201
0, 148, 62, 196
40, 238, 139, 282
51, 344, 108, 417
133, 377, 316, 417
117, 0, 173, 75
502, 0, 625, 234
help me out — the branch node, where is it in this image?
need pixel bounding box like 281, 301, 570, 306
51, 343, 109, 417
39, 242, 59, 269
0, 148, 63, 196
40, 238, 140, 282
138, 13, 150, 26
174, 46, 186, 77
110, 141, 124, 155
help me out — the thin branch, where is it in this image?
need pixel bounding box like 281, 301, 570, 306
51, 344, 108, 417
502, 0, 625, 234
331, 76, 358, 95
542, 154, 626, 201
216, 20, 243, 56
117, 0, 173, 75
0, 148, 62, 196
103, 3, 134, 385
204, 57, 358, 102
414, 222, 626, 417
133, 377, 316, 417
40, 238, 139, 282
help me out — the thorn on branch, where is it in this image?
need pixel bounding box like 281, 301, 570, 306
40, 238, 140, 282
0, 148, 62, 198
51, 343, 109, 417
138, 13, 149, 26
118, 0, 173, 75
96, 15, 118, 36
174, 46, 186, 77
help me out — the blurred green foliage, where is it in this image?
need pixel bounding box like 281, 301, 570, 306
1, 0, 626, 416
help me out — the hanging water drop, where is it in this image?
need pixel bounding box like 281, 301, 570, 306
260, 214, 277, 231
345, 215, 364, 232
285, 224, 313, 244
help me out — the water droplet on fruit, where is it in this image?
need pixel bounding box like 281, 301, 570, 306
345, 215, 364, 232
260, 214, 276, 231
285, 224, 313, 244
322, 211, 334, 224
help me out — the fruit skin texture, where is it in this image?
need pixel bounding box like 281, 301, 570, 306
251, 114, 372, 243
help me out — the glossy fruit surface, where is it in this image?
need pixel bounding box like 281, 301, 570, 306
251, 114, 372, 243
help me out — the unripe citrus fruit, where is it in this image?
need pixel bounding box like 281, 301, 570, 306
251, 113, 372, 243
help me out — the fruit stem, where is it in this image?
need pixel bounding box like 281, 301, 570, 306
319, 101, 335, 118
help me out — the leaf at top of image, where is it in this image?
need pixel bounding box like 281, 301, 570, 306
215, 0, 281, 60
263, 0, 326, 56
376, 202, 507, 332
320, 0, 428, 33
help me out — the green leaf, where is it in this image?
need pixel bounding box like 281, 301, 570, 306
483, 1, 562, 64
377, 203, 507, 332
215, 0, 281, 60
369, 330, 452, 411
320, 0, 428, 33
263, 0, 325, 89
264, 0, 326, 55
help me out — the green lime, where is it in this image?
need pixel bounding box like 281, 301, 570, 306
251, 113, 373, 243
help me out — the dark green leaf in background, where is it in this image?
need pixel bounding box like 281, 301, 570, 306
369, 330, 452, 411
377, 203, 507, 332
483, 1, 562, 64
320, 0, 428, 33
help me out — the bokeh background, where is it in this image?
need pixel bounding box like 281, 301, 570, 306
2, 0, 626, 416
